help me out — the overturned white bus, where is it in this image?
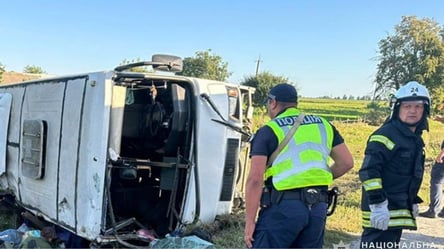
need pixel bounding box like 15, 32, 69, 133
0, 55, 255, 247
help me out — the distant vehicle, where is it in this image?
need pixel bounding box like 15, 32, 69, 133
0, 54, 255, 247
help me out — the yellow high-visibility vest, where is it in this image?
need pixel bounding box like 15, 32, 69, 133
265, 108, 334, 190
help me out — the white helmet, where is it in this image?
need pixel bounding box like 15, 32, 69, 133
394, 81, 431, 106
388, 81, 431, 131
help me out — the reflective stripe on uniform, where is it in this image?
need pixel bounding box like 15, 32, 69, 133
362, 209, 413, 219
369, 135, 395, 150
362, 209, 416, 228
362, 218, 416, 228
362, 178, 383, 191
390, 209, 412, 218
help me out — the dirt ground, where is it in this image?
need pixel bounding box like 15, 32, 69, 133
349, 208, 444, 249
1, 72, 42, 83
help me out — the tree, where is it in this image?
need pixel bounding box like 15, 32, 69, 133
23, 65, 46, 74
240, 71, 292, 106
0, 63, 5, 83
374, 16, 444, 110
178, 49, 232, 81
366, 101, 390, 126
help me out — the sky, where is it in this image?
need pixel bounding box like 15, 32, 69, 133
1, 1, 443, 98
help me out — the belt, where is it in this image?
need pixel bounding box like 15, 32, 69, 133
271, 187, 328, 204
281, 190, 302, 200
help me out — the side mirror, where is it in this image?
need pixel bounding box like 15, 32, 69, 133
152, 54, 183, 72
246, 106, 254, 120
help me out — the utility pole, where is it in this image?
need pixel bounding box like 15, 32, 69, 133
255, 55, 262, 77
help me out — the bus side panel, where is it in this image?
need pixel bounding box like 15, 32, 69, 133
75, 75, 111, 240
19, 82, 66, 220
0, 93, 12, 175
57, 78, 88, 229
0, 87, 25, 192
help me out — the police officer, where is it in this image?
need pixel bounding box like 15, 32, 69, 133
359, 81, 431, 246
244, 83, 354, 249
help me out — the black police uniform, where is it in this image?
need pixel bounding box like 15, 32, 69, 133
249, 108, 345, 248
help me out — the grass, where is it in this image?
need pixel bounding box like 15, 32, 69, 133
251, 98, 386, 130
0, 204, 18, 231
298, 98, 375, 122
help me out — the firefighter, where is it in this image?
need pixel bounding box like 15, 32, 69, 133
244, 83, 354, 248
359, 81, 431, 247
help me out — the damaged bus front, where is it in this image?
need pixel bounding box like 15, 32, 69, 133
0, 54, 255, 247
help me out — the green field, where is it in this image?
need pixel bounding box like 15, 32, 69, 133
252, 98, 389, 129
299, 98, 374, 121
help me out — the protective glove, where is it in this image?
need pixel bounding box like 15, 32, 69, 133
412, 204, 419, 218
369, 200, 390, 230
